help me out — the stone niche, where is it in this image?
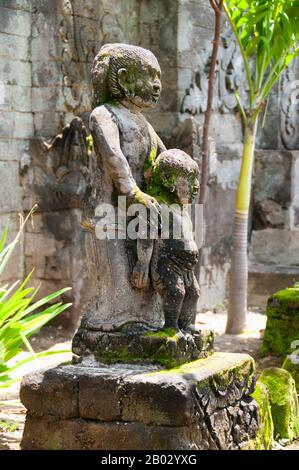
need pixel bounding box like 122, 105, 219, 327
20, 353, 259, 450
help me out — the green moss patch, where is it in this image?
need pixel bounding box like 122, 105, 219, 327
145, 328, 178, 339
86, 134, 93, 156
261, 285, 299, 356
259, 367, 299, 441
246, 382, 274, 449
148, 352, 255, 392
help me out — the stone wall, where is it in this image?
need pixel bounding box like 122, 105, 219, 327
175, 0, 244, 308
0, 0, 180, 328
248, 52, 299, 306
175, 0, 299, 309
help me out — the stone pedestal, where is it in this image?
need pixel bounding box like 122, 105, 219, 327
20, 352, 259, 450
72, 327, 214, 368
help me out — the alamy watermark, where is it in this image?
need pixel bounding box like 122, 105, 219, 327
87, 197, 204, 249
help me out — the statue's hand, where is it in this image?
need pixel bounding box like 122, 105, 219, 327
131, 189, 161, 233
133, 190, 160, 216
131, 261, 149, 289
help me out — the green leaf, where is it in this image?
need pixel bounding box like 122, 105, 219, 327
246, 10, 269, 28
0, 214, 72, 390
237, 0, 249, 10
0, 225, 8, 254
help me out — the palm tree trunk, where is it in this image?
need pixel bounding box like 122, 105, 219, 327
226, 117, 258, 334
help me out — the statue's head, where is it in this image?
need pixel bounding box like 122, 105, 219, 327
152, 149, 199, 204
91, 43, 162, 109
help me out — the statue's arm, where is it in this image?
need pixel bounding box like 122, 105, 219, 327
131, 238, 154, 289
148, 123, 166, 155
90, 106, 136, 196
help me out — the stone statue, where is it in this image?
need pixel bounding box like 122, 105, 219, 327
20, 43, 259, 453
75, 44, 166, 337
32, 43, 211, 363
132, 149, 200, 334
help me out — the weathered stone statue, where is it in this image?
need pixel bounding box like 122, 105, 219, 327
77, 43, 165, 334
132, 149, 201, 333
20, 44, 260, 451
71, 43, 212, 364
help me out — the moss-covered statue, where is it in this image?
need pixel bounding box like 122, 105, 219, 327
72, 44, 209, 363
132, 149, 200, 334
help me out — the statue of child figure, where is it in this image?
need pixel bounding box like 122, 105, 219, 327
76, 43, 201, 337
131, 149, 201, 334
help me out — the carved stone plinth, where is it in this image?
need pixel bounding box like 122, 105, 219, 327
72, 328, 214, 368
20, 353, 259, 450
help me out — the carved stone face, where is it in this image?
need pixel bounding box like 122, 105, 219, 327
175, 175, 199, 204
150, 149, 200, 205
118, 62, 162, 109
91, 44, 162, 108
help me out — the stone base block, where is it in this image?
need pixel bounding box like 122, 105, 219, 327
20, 352, 259, 450
72, 327, 214, 368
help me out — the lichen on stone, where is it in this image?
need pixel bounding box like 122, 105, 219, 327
258, 367, 299, 441
132, 186, 150, 206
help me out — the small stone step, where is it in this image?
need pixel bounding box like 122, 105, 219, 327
248, 264, 299, 309
20, 352, 258, 450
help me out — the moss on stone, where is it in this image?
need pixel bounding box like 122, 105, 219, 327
261, 285, 299, 357
258, 367, 299, 441
147, 353, 255, 390
145, 328, 178, 339
149, 146, 157, 166
133, 186, 149, 205
143, 149, 199, 207
282, 356, 299, 394
86, 134, 93, 156
89, 329, 213, 369
245, 382, 274, 450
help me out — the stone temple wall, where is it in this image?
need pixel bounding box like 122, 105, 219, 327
175, 0, 299, 309
0, 0, 298, 327
176, 0, 244, 308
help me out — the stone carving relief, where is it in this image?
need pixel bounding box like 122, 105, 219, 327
171, 117, 202, 164
58, 1, 125, 114
29, 116, 89, 210
181, 29, 249, 115
59, 1, 97, 113
181, 28, 298, 152
280, 58, 299, 150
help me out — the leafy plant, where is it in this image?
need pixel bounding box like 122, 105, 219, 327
0, 207, 71, 389
223, 0, 299, 333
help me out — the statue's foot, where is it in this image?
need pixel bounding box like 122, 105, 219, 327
179, 324, 201, 334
